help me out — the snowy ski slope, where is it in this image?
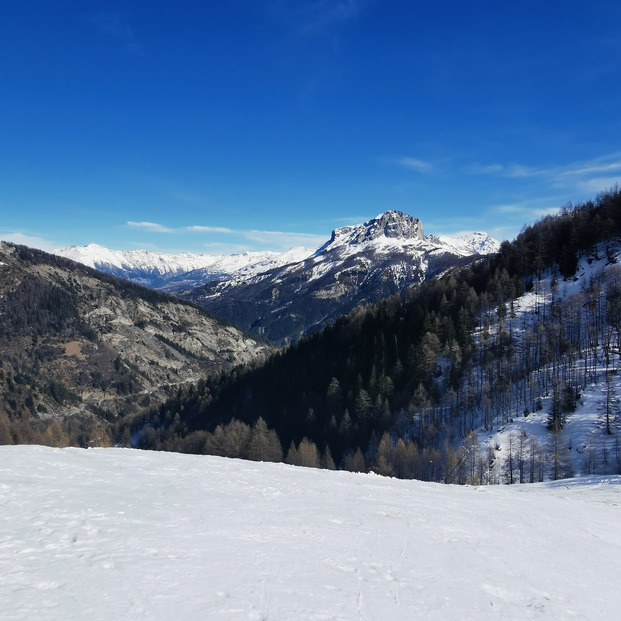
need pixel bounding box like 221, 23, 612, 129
1, 445, 620, 620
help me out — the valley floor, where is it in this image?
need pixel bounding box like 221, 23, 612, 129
1, 446, 620, 620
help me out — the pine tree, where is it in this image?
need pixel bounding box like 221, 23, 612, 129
373, 432, 393, 476
342, 448, 366, 473
297, 437, 321, 468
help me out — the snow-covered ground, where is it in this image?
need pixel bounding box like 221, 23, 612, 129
1, 446, 620, 620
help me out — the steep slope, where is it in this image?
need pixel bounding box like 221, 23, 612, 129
0, 243, 270, 443
465, 243, 621, 483
187, 211, 499, 343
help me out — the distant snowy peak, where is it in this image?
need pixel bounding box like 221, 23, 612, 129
437, 232, 501, 256
54, 243, 315, 286
55, 243, 217, 274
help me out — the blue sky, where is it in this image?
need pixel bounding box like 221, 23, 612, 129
1, 0, 621, 254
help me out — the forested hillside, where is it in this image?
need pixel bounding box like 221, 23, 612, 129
0, 244, 270, 446
123, 189, 621, 483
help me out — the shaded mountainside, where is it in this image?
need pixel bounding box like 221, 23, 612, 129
186, 212, 499, 344
0, 243, 270, 445
125, 190, 621, 481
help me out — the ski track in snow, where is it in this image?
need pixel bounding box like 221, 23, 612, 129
1, 446, 620, 620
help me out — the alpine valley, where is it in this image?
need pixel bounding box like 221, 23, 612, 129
3, 192, 621, 484
55, 211, 500, 344
0, 243, 270, 446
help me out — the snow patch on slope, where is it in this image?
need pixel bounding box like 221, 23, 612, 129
470, 244, 621, 479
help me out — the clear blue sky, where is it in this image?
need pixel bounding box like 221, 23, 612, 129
2, 0, 621, 254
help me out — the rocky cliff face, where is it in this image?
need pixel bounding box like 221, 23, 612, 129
323, 211, 425, 248
0, 243, 270, 429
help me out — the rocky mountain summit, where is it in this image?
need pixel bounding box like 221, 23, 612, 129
324, 210, 425, 247
186, 212, 499, 343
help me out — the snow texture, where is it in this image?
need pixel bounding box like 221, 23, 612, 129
1, 445, 620, 620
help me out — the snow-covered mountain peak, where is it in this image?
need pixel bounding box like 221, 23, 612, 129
319, 211, 425, 256
341, 211, 423, 244
366, 210, 425, 241
317, 211, 500, 260
437, 231, 501, 256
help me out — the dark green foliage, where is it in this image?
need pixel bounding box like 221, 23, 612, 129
547, 383, 579, 431
0, 277, 87, 339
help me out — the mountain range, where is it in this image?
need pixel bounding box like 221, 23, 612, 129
56, 211, 500, 343
127, 190, 621, 481
55, 243, 314, 292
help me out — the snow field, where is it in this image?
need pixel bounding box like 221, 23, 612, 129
1, 446, 620, 620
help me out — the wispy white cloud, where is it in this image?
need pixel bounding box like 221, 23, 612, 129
482, 200, 563, 241
186, 225, 234, 234
127, 221, 176, 233
493, 203, 561, 218
428, 198, 565, 243
397, 157, 433, 173
267, 0, 370, 99
466, 163, 504, 175
466, 162, 540, 178
244, 229, 326, 250
468, 153, 621, 191
574, 176, 621, 194
274, 0, 365, 38
125, 221, 325, 251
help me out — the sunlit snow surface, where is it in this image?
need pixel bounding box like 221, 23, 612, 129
1, 446, 620, 620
